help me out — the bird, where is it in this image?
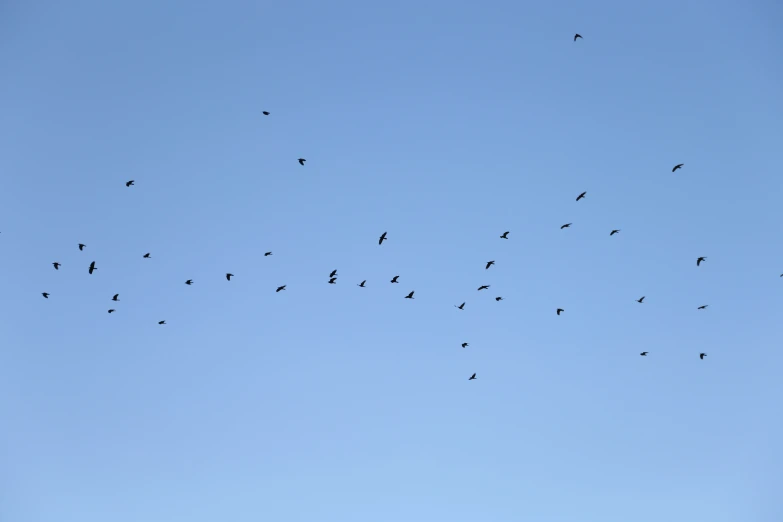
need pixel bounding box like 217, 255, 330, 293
561, 223, 572, 229
700, 353, 707, 360
125, 180, 134, 187
455, 302, 465, 310
88, 261, 97, 274
158, 320, 166, 325
329, 269, 338, 278
697, 256, 707, 266
143, 253, 151, 258
576, 191, 587, 201
42, 292, 49, 298
637, 296, 645, 303
78, 243, 86, 251
185, 280, 193, 285
358, 280, 366, 287
405, 291, 415, 299
226, 273, 234, 281
574, 33, 582, 41
276, 285, 286, 292
328, 277, 337, 284
640, 352, 648, 356
500, 231, 509, 239
262, 111, 270, 115
112, 294, 119, 301
379, 231, 387, 245
469, 373, 477, 380
557, 308, 564, 315
610, 229, 620, 236
108, 309, 115, 313
264, 252, 272, 256
672, 163, 684, 172
485, 260, 495, 270
478, 285, 490, 291
391, 275, 399, 283
495, 297, 504, 301
697, 305, 708, 310
462, 343, 469, 348
298, 158, 306, 165
52, 262, 60, 270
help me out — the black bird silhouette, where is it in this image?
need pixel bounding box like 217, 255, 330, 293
329, 269, 337, 278
143, 253, 151, 258
478, 285, 490, 291
108, 309, 115, 313
298, 158, 306, 165
700, 353, 707, 359
328, 277, 337, 284
379, 231, 387, 245
126, 180, 135, 187
610, 229, 620, 236
358, 280, 366, 287
495, 297, 503, 301
262, 111, 270, 115
697, 305, 708, 310
637, 296, 645, 303
88, 261, 97, 274
112, 294, 119, 301
640, 352, 648, 356
52, 262, 60, 270
576, 191, 587, 201
486, 260, 495, 270
672, 163, 684, 172
391, 275, 399, 283
42, 292, 49, 298
455, 302, 465, 310
158, 320, 166, 325
276, 285, 286, 292
469, 373, 477, 380
185, 280, 193, 285
405, 291, 415, 299
264, 252, 272, 256
462, 343, 469, 348
561, 223, 572, 229
226, 273, 234, 281
79, 243, 86, 251
697, 256, 707, 266
500, 231, 509, 239
557, 308, 564, 315
574, 33, 582, 41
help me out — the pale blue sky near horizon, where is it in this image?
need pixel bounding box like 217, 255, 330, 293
1, 1, 782, 521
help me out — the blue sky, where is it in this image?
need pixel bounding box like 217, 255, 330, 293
1, 1, 782, 520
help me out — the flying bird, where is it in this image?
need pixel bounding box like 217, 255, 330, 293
298, 158, 306, 165
358, 280, 366, 287
112, 294, 119, 301
455, 302, 465, 310
561, 223, 572, 229
78, 243, 86, 251
328, 277, 337, 284
158, 320, 166, 325
125, 180, 134, 187
557, 308, 564, 315
226, 273, 234, 281
576, 191, 586, 201
637, 296, 645, 303
700, 353, 707, 360
379, 231, 387, 245
495, 297, 504, 301
88, 261, 97, 274
264, 252, 272, 256
574, 33, 582, 41
276, 285, 286, 292
391, 275, 399, 283
478, 285, 490, 291
469, 373, 477, 380
697, 256, 707, 266
485, 260, 495, 270
143, 253, 151, 258
52, 262, 60, 270
404, 291, 415, 299
262, 111, 270, 115
697, 305, 708, 310
42, 292, 49, 298
329, 269, 338, 278
672, 163, 684, 172
640, 352, 648, 356
108, 309, 115, 313
610, 229, 620, 236
185, 280, 193, 285
462, 343, 469, 348
500, 231, 509, 239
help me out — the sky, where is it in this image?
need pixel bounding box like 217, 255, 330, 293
1, 0, 782, 520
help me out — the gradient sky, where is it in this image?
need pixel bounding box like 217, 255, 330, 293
1, 1, 782, 521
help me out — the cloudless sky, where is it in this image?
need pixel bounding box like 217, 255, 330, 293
1, 1, 782, 521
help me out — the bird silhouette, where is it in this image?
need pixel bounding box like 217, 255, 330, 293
226, 273, 234, 281
379, 231, 387, 245
125, 180, 134, 187
185, 280, 193, 285
640, 352, 648, 356
78, 243, 86, 251
697, 305, 708, 310
42, 292, 49, 298
495, 297, 503, 301
108, 309, 115, 313
329, 269, 338, 278
391, 275, 399, 283
276, 285, 286, 292
700, 353, 707, 360
405, 291, 415, 299
143, 253, 151, 258
697, 257, 707, 266
52, 262, 60, 270
158, 320, 166, 325
358, 280, 366, 287
455, 302, 465, 310
574, 33, 582, 41
478, 285, 490, 291
112, 294, 119, 301
486, 260, 495, 270
672, 163, 684, 172
462, 343, 469, 348
262, 111, 270, 115
557, 308, 564, 315
328, 277, 337, 284
637, 296, 645, 303
576, 191, 587, 201
298, 158, 306, 165
264, 252, 272, 256
561, 223, 572, 229
469, 373, 477, 380
610, 229, 620, 236
88, 261, 97, 274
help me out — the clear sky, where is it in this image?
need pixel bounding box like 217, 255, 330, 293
1, 1, 782, 521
